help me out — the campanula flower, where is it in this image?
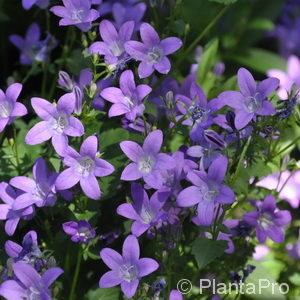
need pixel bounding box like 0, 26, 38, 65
10, 158, 57, 210
99, 235, 159, 298
218, 68, 279, 130
63, 220, 96, 243
267, 55, 300, 99
50, 0, 100, 32
0, 182, 34, 236
100, 70, 151, 120
120, 130, 175, 189
5, 231, 43, 270
0, 83, 27, 132
117, 183, 170, 236
125, 23, 182, 78
0, 262, 63, 300
22, 0, 49, 10
177, 155, 235, 226
55, 135, 114, 200
243, 194, 291, 243
89, 20, 134, 68
25, 93, 84, 155
10, 23, 56, 65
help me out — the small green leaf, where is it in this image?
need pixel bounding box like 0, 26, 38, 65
209, 0, 238, 4
245, 261, 286, 300
227, 48, 286, 73
197, 38, 219, 85
191, 237, 227, 269
85, 287, 120, 300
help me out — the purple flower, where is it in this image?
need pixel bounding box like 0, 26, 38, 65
125, 23, 182, 78
63, 220, 96, 243
253, 245, 269, 261
50, 0, 100, 32
120, 129, 175, 189
99, 235, 159, 298
89, 20, 134, 68
267, 55, 300, 99
98, 0, 138, 15
55, 135, 114, 200
218, 68, 279, 130
0, 261, 63, 300
0, 182, 34, 236
112, 2, 146, 31
169, 290, 183, 300
5, 231, 42, 266
10, 23, 56, 65
256, 170, 300, 209
177, 155, 235, 226
117, 183, 170, 236
10, 158, 57, 210
243, 194, 291, 243
121, 117, 150, 133
187, 145, 222, 171
159, 151, 194, 196
58, 69, 93, 114
100, 70, 151, 120
25, 93, 84, 156
175, 83, 222, 141
0, 83, 27, 132
22, 0, 49, 10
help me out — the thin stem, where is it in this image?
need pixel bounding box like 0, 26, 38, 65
230, 136, 252, 186
174, 6, 228, 69
21, 63, 38, 84
68, 247, 83, 300
41, 61, 48, 98
270, 135, 300, 159
12, 125, 21, 173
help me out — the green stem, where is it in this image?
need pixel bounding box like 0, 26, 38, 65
12, 125, 21, 173
41, 61, 48, 98
174, 6, 228, 68
21, 63, 38, 84
68, 247, 82, 300
270, 135, 300, 160
230, 136, 252, 186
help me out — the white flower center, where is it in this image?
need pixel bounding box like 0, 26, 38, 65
243, 93, 262, 113
123, 96, 135, 109
258, 213, 273, 230
147, 46, 163, 64
76, 227, 93, 241
200, 181, 219, 202
32, 183, 48, 202
140, 205, 155, 224
138, 155, 156, 174
76, 157, 95, 177
119, 263, 138, 282
52, 114, 69, 133
27, 287, 41, 300
0, 100, 12, 118
109, 41, 124, 57
71, 9, 85, 23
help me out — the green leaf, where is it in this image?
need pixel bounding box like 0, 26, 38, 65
197, 38, 219, 85
247, 18, 274, 31
209, 0, 238, 4
85, 287, 119, 300
227, 48, 286, 73
245, 261, 286, 300
191, 237, 227, 269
